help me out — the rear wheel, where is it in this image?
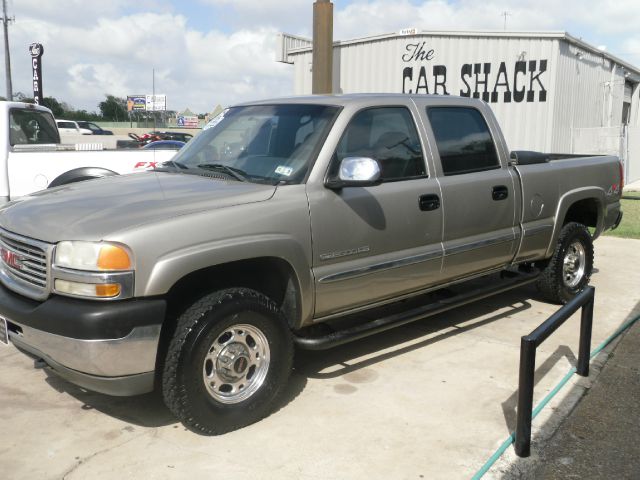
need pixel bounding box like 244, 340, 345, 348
162, 288, 293, 435
536, 222, 594, 304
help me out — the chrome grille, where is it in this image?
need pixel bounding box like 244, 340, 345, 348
0, 229, 51, 300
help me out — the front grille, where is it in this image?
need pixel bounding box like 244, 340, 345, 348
0, 229, 51, 300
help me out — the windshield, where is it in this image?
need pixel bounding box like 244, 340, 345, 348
169, 104, 339, 184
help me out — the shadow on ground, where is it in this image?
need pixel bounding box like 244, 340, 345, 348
39, 280, 545, 431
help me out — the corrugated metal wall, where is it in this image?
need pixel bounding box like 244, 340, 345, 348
551, 41, 628, 152
289, 33, 637, 155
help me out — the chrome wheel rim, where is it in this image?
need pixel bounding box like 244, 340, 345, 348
562, 241, 586, 288
202, 323, 270, 404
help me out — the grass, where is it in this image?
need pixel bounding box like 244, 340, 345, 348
604, 191, 640, 239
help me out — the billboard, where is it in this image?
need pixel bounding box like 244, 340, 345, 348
146, 94, 166, 111
127, 95, 146, 111
177, 115, 199, 128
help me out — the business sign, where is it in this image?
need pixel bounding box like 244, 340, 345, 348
29, 43, 44, 105
177, 115, 199, 128
400, 41, 548, 103
146, 94, 166, 111
127, 95, 146, 111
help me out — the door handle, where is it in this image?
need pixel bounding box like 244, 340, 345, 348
419, 194, 440, 211
492, 185, 509, 201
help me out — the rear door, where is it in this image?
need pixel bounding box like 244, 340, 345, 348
415, 101, 518, 281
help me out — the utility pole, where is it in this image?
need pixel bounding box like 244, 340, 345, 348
152, 67, 156, 129
312, 0, 333, 94
1, 0, 14, 100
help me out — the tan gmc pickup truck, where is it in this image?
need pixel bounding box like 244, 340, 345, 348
0, 94, 623, 434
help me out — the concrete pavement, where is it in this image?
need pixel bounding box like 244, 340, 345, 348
529, 320, 639, 479
1, 236, 639, 479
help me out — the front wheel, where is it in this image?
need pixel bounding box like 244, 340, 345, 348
162, 288, 293, 435
536, 222, 594, 304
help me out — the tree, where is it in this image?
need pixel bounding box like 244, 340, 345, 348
99, 94, 127, 121
41, 97, 65, 117
13, 92, 34, 103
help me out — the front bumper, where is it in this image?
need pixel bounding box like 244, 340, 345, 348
0, 282, 166, 396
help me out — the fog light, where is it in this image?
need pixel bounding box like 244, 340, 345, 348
55, 280, 121, 298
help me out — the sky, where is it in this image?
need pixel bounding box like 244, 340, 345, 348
2, 0, 640, 114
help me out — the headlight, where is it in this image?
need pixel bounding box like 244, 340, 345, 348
55, 241, 132, 271
53, 241, 134, 299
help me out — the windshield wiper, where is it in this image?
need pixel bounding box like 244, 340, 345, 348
197, 163, 247, 182
157, 160, 189, 170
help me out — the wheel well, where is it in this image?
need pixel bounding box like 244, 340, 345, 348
48, 167, 118, 188
563, 198, 599, 228
155, 257, 301, 387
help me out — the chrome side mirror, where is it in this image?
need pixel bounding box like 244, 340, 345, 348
326, 157, 381, 189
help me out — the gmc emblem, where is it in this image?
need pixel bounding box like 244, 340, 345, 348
1, 248, 24, 270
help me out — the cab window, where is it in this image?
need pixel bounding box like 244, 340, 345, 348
9, 109, 60, 145
426, 107, 500, 176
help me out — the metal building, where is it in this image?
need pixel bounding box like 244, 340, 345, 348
277, 30, 640, 182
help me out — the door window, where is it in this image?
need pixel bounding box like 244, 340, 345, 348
334, 107, 426, 181
427, 107, 499, 176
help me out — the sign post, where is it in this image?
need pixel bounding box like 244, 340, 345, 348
28, 43, 43, 104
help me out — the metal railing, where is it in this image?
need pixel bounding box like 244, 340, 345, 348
515, 286, 595, 457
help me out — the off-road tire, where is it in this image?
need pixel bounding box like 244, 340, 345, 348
162, 288, 293, 435
536, 222, 594, 304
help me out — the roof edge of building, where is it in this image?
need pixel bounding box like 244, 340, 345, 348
280, 30, 640, 75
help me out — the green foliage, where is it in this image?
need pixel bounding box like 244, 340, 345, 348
98, 94, 128, 121
41, 97, 65, 117
604, 192, 640, 239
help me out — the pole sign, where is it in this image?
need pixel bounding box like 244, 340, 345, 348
29, 43, 44, 105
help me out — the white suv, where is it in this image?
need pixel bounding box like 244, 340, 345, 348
55, 119, 92, 135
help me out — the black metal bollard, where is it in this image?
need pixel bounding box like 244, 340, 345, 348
514, 286, 595, 458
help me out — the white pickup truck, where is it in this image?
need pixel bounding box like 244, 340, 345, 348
1, 101, 177, 202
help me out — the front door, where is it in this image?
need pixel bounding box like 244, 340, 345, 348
308, 105, 444, 318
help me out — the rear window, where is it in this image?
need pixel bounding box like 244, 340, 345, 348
426, 107, 500, 176
9, 108, 60, 145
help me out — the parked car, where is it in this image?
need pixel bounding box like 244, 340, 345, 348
55, 119, 92, 135
76, 121, 114, 135
0, 94, 623, 435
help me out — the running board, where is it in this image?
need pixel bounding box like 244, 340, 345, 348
293, 271, 539, 350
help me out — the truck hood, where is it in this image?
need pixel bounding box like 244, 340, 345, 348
0, 172, 277, 242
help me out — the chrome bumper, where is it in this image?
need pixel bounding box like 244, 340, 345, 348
8, 321, 160, 396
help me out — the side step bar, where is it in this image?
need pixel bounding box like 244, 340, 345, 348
293, 271, 539, 350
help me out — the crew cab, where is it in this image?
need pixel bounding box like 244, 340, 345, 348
0, 94, 623, 435
0, 101, 177, 202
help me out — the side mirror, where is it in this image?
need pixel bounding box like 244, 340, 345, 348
325, 157, 381, 189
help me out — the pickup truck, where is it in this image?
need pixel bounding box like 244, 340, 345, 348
0, 101, 177, 201
0, 94, 623, 435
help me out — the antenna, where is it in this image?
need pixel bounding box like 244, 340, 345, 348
501, 11, 511, 31
1, 0, 14, 100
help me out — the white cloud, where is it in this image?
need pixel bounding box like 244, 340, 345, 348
7, 10, 292, 113
3, 1, 640, 113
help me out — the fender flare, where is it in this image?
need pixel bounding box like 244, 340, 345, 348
544, 187, 606, 257
48, 167, 118, 188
